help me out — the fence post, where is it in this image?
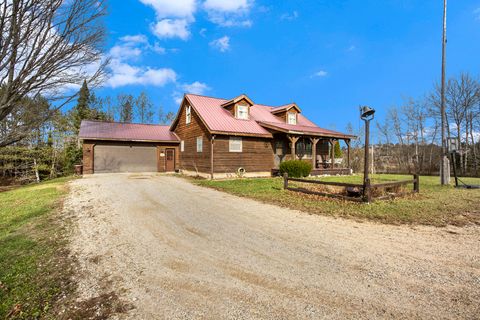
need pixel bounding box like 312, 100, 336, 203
413, 174, 419, 193
363, 178, 372, 203
283, 173, 288, 189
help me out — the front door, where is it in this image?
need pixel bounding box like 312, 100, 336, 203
165, 148, 175, 172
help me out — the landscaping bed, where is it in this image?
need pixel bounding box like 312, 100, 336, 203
195, 174, 480, 226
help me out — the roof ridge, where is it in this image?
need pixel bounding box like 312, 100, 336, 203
185, 92, 228, 101
81, 119, 171, 127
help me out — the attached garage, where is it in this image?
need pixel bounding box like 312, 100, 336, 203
79, 121, 180, 174
94, 144, 158, 173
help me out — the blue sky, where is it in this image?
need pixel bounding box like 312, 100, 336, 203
93, 0, 480, 133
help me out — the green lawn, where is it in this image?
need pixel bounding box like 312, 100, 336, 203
0, 177, 72, 319
195, 174, 480, 226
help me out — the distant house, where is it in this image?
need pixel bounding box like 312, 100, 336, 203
79, 94, 355, 178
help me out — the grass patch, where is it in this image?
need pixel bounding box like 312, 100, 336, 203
0, 177, 73, 319
194, 174, 480, 226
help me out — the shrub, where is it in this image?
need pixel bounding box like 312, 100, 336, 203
279, 160, 312, 178
334, 141, 343, 158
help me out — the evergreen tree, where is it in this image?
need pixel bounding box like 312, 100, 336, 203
73, 80, 91, 132
334, 141, 343, 158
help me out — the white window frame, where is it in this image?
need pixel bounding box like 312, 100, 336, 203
287, 112, 297, 125
186, 105, 191, 124
196, 136, 203, 152
229, 137, 243, 152
180, 140, 184, 152
236, 105, 249, 120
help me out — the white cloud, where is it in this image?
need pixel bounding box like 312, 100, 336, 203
152, 18, 191, 40
347, 45, 356, 51
109, 34, 167, 61
173, 81, 210, 104
199, 28, 207, 37
151, 42, 166, 54
139, 0, 196, 18
119, 34, 149, 43
203, 0, 253, 27
312, 70, 328, 78
280, 11, 298, 21
474, 8, 480, 20
182, 81, 210, 94
107, 59, 177, 88
203, 0, 250, 12
105, 34, 176, 88
209, 36, 230, 52
109, 45, 142, 60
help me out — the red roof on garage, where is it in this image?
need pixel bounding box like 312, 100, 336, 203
79, 120, 179, 142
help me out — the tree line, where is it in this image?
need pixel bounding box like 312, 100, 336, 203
348, 72, 480, 176
0, 81, 175, 184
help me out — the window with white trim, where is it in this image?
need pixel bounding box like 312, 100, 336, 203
186, 105, 191, 124
180, 140, 184, 152
229, 137, 242, 152
236, 105, 249, 120
287, 112, 297, 125
196, 136, 203, 152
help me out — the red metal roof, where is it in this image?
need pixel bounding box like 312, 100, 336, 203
184, 94, 352, 139
79, 120, 179, 142
258, 121, 353, 139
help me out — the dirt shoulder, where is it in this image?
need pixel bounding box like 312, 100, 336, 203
65, 173, 480, 319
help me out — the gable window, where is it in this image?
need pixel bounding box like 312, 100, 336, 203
186, 105, 191, 124
180, 140, 184, 152
287, 112, 297, 125
236, 105, 249, 120
229, 137, 243, 152
196, 136, 203, 152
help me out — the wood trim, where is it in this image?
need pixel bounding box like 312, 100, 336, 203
270, 103, 301, 114
220, 94, 254, 107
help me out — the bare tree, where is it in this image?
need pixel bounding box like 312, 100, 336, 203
117, 94, 134, 123
0, 0, 108, 146
158, 106, 175, 125
135, 91, 154, 124
445, 73, 479, 173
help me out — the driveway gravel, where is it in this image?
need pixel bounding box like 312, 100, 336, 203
64, 173, 480, 319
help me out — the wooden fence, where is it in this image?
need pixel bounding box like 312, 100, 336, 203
283, 174, 419, 203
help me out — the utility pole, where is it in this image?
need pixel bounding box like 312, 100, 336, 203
440, 0, 450, 185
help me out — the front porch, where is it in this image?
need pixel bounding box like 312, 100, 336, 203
272, 133, 353, 176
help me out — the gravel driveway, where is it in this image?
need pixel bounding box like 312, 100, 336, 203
64, 173, 480, 319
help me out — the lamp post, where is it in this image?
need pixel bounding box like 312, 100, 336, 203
360, 106, 376, 199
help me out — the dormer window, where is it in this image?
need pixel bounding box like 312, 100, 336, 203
287, 112, 297, 125
186, 105, 191, 124
236, 105, 249, 120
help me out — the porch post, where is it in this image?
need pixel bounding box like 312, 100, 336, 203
288, 135, 299, 160
345, 139, 351, 168
310, 137, 319, 169
210, 135, 215, 179
330, 139, 335, 168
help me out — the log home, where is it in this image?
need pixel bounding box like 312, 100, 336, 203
79, 93, 355, 178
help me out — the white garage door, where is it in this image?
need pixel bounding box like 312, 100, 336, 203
94, 145, 157, 173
